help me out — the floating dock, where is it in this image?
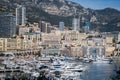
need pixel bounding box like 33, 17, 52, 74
0, 69, 21, 73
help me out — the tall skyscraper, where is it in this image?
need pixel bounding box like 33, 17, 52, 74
72, 18, 80, 31
0, 13, 16, 38
59, 22, 64, 31
84, 21, 91, 33
16, 5, 26, 26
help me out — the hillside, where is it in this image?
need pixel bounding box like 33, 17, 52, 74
0, 0, 120, 32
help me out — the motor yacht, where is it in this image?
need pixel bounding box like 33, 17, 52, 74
31, 71, 40, 77
93, 58, 111, 64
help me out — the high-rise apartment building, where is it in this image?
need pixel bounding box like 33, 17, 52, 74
84, 21, 90, 33
39, 21, 53, 33
16, 5, 26, 26
59, 22, 64, 31
0, 13, 16, 38
72, 18, 80, 31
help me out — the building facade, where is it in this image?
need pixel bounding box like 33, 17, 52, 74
0, 13, 16, 38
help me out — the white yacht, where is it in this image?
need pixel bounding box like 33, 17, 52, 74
93, 58, 110, 64
0, 65, 5, 70
61, 71, 82, 80
64, 62, 85, 71
31, 71, 40, 77
92, 55, 111, 63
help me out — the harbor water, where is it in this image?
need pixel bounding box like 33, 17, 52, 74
82, 63, 114, 80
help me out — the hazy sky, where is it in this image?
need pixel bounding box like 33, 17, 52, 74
70, 0, 120, 10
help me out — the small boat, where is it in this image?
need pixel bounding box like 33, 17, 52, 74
61, 71, 82, 80
82, 58, 93, 63
31, 71, 40, 77
0, 66, 5, 70
22, 66, 33, 74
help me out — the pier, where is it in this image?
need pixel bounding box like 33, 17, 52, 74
0, 69, 21, 73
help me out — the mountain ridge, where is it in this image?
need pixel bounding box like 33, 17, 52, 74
0, 0, 120, 32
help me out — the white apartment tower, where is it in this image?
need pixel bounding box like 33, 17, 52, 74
59, 21, 64, 31
16, 5, 26, 26
72, 18, 80, 31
